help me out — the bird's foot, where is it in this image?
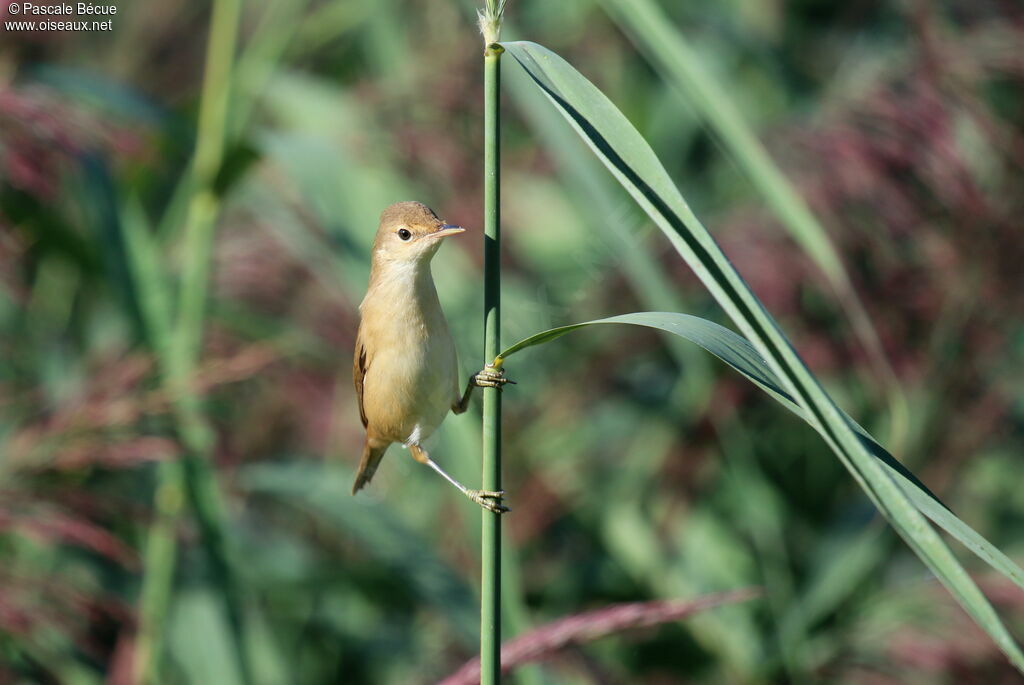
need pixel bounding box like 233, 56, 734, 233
466, 489, 509, 514
473, 364, 515, 389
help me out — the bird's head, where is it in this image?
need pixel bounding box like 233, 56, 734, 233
372, 201, 464, 266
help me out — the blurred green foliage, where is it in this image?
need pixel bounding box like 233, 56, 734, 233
1, 0, 1024, 683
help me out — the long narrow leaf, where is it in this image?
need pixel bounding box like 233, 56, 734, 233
598, 0, 907, 453
440, 588, 762, 685
502, 40, 1024, 669
497, 312, 1024, 593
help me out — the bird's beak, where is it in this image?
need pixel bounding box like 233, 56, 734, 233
429, 223, 465, 239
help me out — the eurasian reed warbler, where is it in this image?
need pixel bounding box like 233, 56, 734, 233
351, 201, 510, 513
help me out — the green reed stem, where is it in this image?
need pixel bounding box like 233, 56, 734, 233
134, 0, 251, 682
481, 40, 504, 685
126, 201, 183, 685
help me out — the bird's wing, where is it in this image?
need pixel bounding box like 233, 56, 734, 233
353, 332, 369, 428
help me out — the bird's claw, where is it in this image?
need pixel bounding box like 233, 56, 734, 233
473, 365, 515, 389
467, 489, 510, 514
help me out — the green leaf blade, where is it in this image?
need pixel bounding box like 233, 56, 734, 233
503, 39, 1024, 671
500, 312, 1024, 593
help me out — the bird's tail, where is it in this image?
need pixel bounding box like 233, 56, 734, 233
352, 439, 389, 494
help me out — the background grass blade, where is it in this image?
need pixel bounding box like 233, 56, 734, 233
129, 0, 253, 680
502, 40, 1024, 671
440, 588, 763, 685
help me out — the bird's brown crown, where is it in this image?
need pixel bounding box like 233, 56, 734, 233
377, 201, 441, 233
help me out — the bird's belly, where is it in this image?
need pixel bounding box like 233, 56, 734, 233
362, 330, 457, 445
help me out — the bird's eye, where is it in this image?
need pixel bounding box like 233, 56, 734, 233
397, 228, 412, 241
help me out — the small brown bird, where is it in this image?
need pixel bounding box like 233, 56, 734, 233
352, 201, 510, 513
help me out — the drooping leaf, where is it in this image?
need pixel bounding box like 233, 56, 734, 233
498, 312, 1024, 593
502, 40, 1024, 670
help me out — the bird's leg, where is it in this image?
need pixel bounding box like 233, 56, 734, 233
452, 363, 514, 415
408, 444, 509, 514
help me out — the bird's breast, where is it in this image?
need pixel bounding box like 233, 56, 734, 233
358, 270, 459, 445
